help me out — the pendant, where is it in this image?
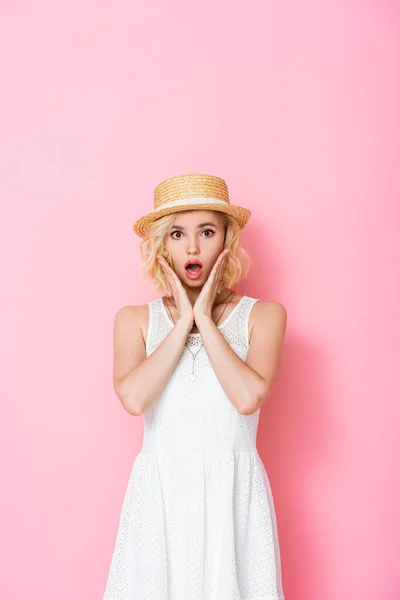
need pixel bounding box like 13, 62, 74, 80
189, 373, 197, 381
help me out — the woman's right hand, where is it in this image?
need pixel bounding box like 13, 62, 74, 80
157, 255, 194, 325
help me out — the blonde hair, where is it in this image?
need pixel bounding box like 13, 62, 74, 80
138, 210, 251, 296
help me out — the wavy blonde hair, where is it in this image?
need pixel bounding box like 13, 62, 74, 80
138, 210, 251, 296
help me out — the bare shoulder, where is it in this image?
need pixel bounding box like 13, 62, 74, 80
114, 302, 149, 321
253, 299, 287, 319
248, 299, 287, 341
114, 303, 149, 337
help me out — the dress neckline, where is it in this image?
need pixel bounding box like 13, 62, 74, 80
159, 295, 247, 337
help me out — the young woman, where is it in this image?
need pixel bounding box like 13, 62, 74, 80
103, 173, 287, 600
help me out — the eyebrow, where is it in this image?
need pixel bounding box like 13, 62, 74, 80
170, 222, 218, 231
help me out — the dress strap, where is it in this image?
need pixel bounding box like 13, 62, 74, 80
146, 298, 173, 356
147, 295, 259, 354
219, 295, 259, 349
244, 296, 259, 347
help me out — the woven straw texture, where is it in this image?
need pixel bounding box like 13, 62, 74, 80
133, 173, 251, 238
154, 174, 229, 208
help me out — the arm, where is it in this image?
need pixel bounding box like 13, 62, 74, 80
113, 305, 193, 416
196, 300, 287, 415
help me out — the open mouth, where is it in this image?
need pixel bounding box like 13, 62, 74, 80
185, 260, 203, 279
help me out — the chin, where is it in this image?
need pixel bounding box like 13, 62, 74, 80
184, 279, 203, 287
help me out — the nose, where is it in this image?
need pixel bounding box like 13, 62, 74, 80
186, 238, 200, 255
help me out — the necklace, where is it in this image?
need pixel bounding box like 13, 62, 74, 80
163, 289, 236, 381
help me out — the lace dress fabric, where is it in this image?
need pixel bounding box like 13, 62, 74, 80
103, 295, 285, 600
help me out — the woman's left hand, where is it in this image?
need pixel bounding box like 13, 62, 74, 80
193, 248, 230, 323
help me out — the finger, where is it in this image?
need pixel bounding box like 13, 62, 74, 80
216, 249, 229, 272
204, 262, 224, 305
157, 255, 176, 281
209, 250, 227, 283
157, 256, 176, 296
157, 256, 184, 303
165, 263, 185, 298
206, 258, 223, 297
213, 250, 229, 288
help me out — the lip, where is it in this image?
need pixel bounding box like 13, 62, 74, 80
184, 259, 203, 268
185, 266, 203, 280
184, 259, 203, 280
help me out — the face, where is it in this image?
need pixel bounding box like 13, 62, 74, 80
163, 210, 226, 288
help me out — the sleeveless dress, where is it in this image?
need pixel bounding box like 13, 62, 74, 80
103, 295, 285, 600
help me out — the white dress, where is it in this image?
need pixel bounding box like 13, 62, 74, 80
103, 295, 285, 600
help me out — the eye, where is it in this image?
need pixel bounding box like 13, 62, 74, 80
201, 229, 215, 237
171, 231, 183, 239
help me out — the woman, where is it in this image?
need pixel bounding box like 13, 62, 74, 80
103, 173, 287, 600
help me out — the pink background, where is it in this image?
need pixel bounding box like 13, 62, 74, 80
1, 1, 399, 599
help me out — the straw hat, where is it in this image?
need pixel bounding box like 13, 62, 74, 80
132, 173, 251, 238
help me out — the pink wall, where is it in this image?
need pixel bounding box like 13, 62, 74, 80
1, 1, 399, 598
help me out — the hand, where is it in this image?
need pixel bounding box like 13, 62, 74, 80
193, 248, 230, 323
156, 255, 194, 325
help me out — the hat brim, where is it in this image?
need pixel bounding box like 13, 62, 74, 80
132, 203, 251, 238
